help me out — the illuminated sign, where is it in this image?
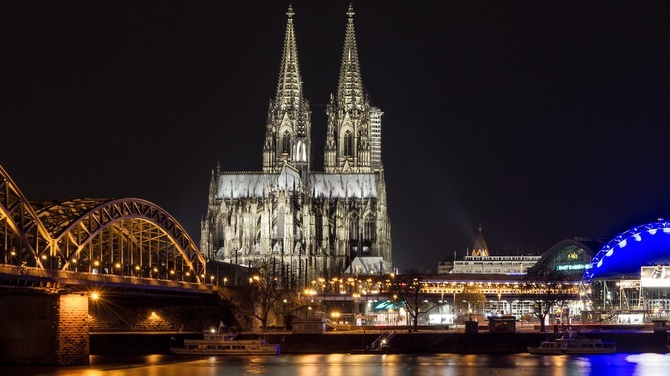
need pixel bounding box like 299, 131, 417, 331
556, 264, 590, 271
618, 280, 640, 288
640, 265, 670, 287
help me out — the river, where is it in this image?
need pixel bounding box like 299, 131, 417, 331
3, 353, 670, 376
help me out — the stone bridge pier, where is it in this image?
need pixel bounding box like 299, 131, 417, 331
0, 292, 89, 365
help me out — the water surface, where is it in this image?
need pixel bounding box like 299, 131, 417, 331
3, 353, 670, 376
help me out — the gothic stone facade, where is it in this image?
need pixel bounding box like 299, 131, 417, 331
200, 5, 391, 287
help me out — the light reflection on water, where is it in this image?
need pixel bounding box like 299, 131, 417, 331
3, 353, 670, 376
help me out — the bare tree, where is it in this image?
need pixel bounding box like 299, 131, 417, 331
250, 260, 290, 330
388, 272, 440, 331
456, 285, 487, 320
521, 270, 576, 332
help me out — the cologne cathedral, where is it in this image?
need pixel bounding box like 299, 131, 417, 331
200, 5, 392, 287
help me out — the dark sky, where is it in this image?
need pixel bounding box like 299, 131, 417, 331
3, 1, 670, 272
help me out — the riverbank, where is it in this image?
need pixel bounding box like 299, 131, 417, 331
90, 329, 670, 355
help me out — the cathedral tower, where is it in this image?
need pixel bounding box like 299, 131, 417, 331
263, 5, 312, 176
324, 4, 383, 173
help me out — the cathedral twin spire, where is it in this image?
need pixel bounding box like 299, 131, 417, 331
274, 5, 302, 110
263, 4, 382, 176
326, 4, 381, 173
263, 4, 312, 175
337, 5, 365, 112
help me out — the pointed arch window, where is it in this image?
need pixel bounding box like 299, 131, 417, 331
362, 215, 375, 255
277, 207, 286, 239
215, 222, 225, 249
349, 215, 359, 241
343, 131, 353, 158
363, 215, 375, 243
315, 206, 323, 243
282, 131, 291, 156
295, 140, 306, 162
349, 214, 359, 258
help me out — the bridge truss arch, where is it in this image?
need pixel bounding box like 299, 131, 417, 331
0, 164, 53, 269
1, 165, 206, 283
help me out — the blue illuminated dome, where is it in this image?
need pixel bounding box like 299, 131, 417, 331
584, 220, 670, 280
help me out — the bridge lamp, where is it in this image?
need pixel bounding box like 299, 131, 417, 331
135, 265, 140, 271
115, 263, 121, 269
94, 261, 100, 267
41, 255, 47, 260
91, 292, 100, 300
223, 277, 228, 286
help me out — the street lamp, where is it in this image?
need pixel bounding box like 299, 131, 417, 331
353, 293, 360, 319
498, 293, 502, 314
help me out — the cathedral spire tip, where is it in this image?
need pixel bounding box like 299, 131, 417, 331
347, 3, 355, 18
287, 4, 294, 18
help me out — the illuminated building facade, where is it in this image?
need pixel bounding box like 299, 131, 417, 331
438, 227, 541, 275
429, 231, 598, 325
200, 5, 392, 287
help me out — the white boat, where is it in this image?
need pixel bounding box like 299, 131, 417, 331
170, 328, 280, 355
528, 329, 616, 355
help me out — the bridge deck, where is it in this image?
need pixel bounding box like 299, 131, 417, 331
0, 264, 214, 295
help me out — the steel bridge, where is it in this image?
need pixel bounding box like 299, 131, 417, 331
0, 163, 208, 294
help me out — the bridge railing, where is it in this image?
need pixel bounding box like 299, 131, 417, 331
0, 264, 213, 293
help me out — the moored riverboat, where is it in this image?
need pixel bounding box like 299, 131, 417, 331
170, 327, 280, 355
528, 329, 616, 355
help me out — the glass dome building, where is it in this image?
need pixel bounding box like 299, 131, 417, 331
583, 220, 670, 322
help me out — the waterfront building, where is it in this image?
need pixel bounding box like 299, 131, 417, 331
438, 226, 541, 275
358, 233, 600, 326
200, 5, 392, 288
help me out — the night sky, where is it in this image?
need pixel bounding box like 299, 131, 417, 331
3, 1, 670, 272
